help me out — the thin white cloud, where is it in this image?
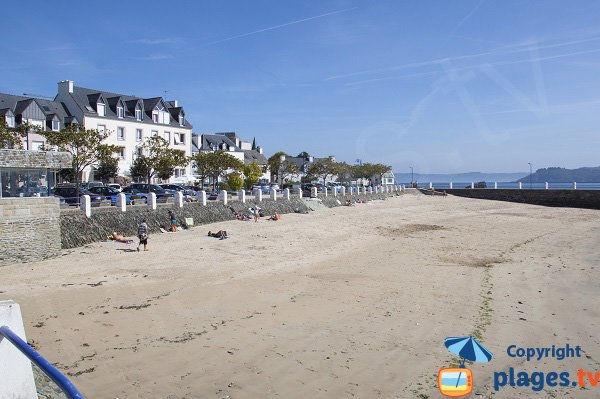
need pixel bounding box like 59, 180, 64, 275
452, 0, 485, 34
133, 54, 173, 60
134, 38, 181, 45
201, 7, 357, 46
325, 33, 600, 81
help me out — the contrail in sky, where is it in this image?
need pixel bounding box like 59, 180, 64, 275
202, 7, 357, 46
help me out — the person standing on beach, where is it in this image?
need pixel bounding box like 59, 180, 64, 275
168, 210, 177, 232
137, 219, 149, 252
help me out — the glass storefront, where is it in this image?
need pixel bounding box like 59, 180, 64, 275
0, 167, 56, 198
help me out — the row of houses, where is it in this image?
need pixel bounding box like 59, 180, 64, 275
0, 80, 269, 184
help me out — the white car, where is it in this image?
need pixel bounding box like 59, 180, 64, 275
107, 183, 121, 192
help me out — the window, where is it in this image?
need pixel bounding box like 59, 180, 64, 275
135, 108, 142, 121
152, 112, 158, 123
6, 116, 15, 127
97, 124, 106, 134
151, 130, 158, 136
136, 147, 143, 157
117, 105, 124, 118
179, 114, 184, 126
176, 133, 185, 145
119, 148, 125, 159
164, 131, 171, 143
117, 127, 125, 140
52, 120, 60, 131
31, 141, 44, 151
97, 102, 105, 117
136, 129, 143, 141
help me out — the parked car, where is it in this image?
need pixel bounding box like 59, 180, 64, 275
122, 183, 171, 202
52, 186, 103, 206
87, 186, 134, 206
107, 183, 122, 192
269, 183, 280, 191
159, 184, 197, 198
80, 181, 104, 190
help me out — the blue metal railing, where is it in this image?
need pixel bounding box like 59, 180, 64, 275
0, 325, 85, 399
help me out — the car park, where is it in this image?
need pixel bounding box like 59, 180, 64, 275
87, 186, 134, 206
122, 183, 172, 202
52, 186, 103, 206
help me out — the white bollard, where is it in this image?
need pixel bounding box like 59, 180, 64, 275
375, 186, 379, 193
340, 186, 346, 196
573, 182, 577, 190
518, 182, 522, 190
238, 189, 246, 203
449, 182, 453, 189
297, 188, 302, 198
175, 191, 184, 208
333, 187, 338, 197
270, 188, 277, 201
324, 187, 328, 197
255, 189, 263, 202
80, 194, 91, 217
429, 182, 433, 189
311, 187, 317, 198
0, 300, 38, 398
199, 190, 207, 206
349, 187, 354, 195
116, 192, 126, 212
494, 182, 498, 189
220, 190, 228, 205
369, 186, 373, 194
545, 182, 549, 190
470, 182, 475, 189
148, 192, 157, 210
284, 188, 290, 200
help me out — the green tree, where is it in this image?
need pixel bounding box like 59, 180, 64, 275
0, 122, 32, 149
306, 158, 341, 185
267, 151, 288, 182
241, 161, 263, 190
225, 172, 244, 191
129, 156, 152, 183
297, 151, 311, 159
206, 151, 244, 190
135, 135, 189, 188
190, 151, 214, 189
279, 160, 299, 185
41, 125, 119, 196
95, 157, 119, 183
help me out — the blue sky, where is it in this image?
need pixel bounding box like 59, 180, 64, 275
2, 0, 600, 173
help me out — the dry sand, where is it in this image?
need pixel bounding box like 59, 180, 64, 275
1, 194, 599, 398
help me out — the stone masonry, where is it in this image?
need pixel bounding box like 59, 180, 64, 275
0, 149, 72, 169
0, 197, 62, 266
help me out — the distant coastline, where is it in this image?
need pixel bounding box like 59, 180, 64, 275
394, 172, 527, 183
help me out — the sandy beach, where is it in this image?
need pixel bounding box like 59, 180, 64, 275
2, 194, 599, 398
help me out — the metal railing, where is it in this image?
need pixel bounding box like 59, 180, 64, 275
404, 182, 600, 190
0, 325, 85, 399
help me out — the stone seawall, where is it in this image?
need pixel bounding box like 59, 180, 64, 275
0, 197, 62, 266
60, 192, 400, 249
445, 189, 600, 210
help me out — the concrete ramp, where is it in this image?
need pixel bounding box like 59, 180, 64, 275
0, 300, 37, 399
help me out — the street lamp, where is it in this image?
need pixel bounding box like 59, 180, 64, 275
528, 162, 533, 189
410, 166, 414, 186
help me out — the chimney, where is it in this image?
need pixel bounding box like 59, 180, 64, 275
58, 80, 74, 94
173, 100, 178, 107
257, 146, 263, 154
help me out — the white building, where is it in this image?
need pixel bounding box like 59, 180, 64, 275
191, 132, 270, 183
55, 80, 193, 183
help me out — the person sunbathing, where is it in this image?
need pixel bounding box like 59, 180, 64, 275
108, 232, 134, 244
267, 213, 281, 221
208, 230, 228, 240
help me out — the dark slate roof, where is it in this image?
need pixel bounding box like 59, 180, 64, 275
243, 150, 267, 165
65, 86, 193, 129
200, 134, 242, 152
0, 93, 70, 126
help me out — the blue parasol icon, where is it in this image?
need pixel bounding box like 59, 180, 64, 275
445, 336, 493, 367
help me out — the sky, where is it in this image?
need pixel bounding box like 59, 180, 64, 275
2, 0, 600, 174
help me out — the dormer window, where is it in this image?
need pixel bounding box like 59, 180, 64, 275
52, 120, 60, 131
6, 116, 15, 127
117, 105, 124, 118
179, 114, 184, 126
152, 104, 170, 124
135, 107, 142, 121
97, 101, 105, 117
